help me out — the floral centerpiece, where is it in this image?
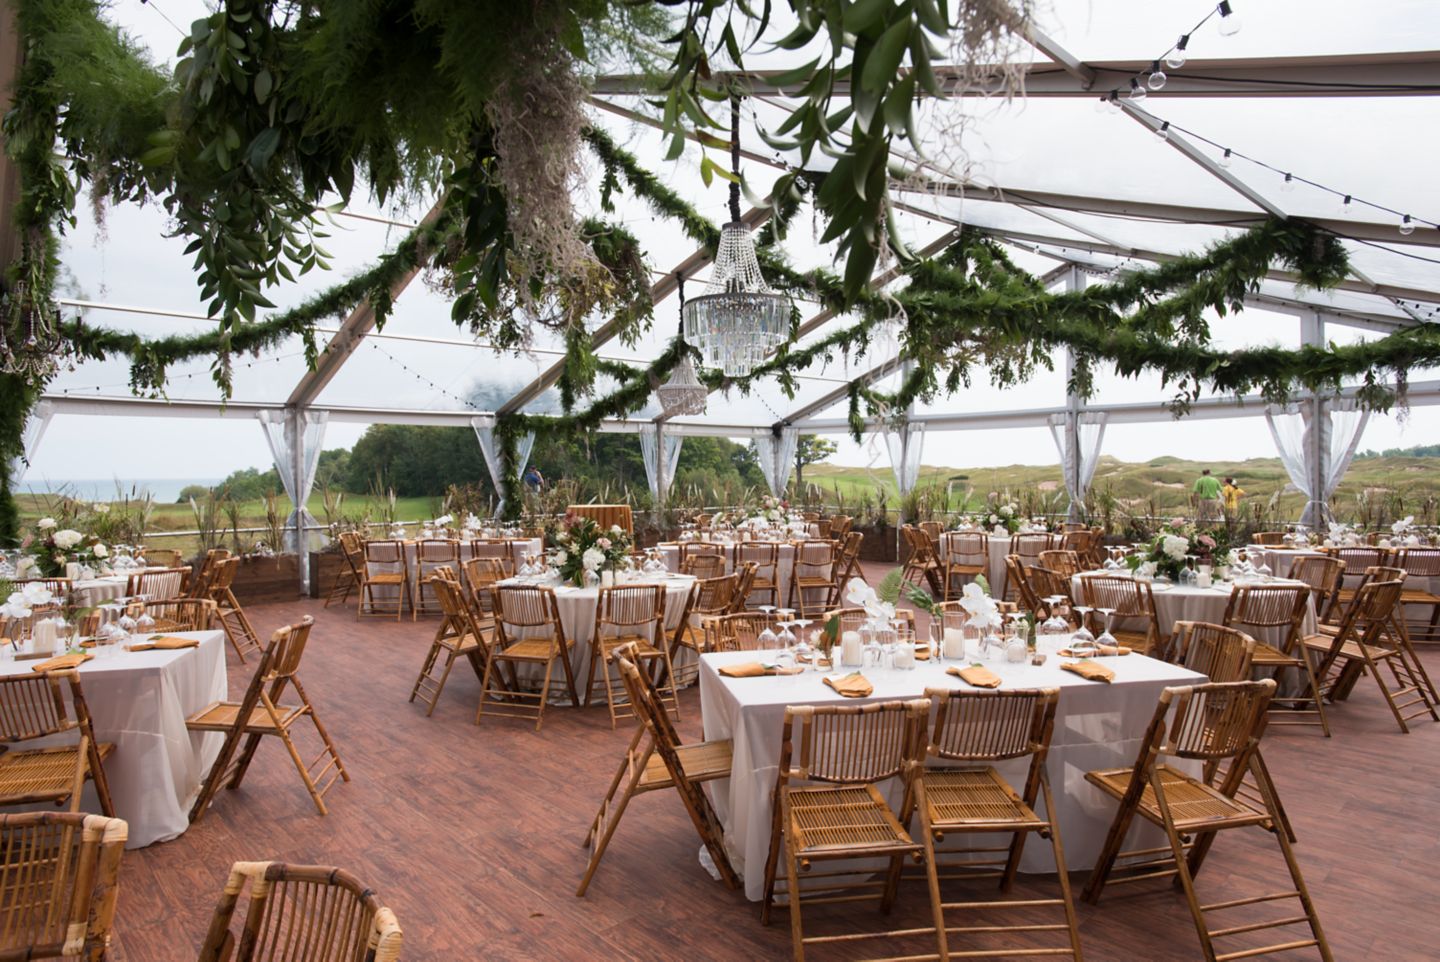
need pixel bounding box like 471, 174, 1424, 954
1126, 519, 1194, 581
547, 514, 632, 586
972, 498, 1021, 534
19, 517, 110, 579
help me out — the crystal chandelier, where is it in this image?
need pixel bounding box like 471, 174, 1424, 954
656, 274, 709, 416
0, 277, 69, 385
682, 96, 790, 377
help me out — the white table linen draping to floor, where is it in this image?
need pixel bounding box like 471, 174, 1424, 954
660, 542, 797, 608
699, 647, 1205, 901
0, 629, 227, 848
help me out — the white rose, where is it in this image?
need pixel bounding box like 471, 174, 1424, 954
92, 543, 108, 558
36, 518, 56, 530
1161, 534, 1189, 561
52, 529, 83, 550
610, 524, 623, 536
582, 548, 606, 572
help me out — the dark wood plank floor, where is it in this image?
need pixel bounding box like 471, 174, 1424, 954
108, 563, 1440, 960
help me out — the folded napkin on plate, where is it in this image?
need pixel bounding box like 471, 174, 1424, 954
718, 662, 803, 678
1057, 645, 1130, 657
31, 652, 92, 673
824, 672, 874, 698
125, 636, 201, 652
1061, 661, 1114, 683
947, 665, 1001, 688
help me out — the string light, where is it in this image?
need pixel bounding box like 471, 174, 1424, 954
1155, 121, 1171, 142
1217, 1, 1241, 36
1147, 61, 1168, 90
1280, 172, 1295, 193
1400, 215, 1416, 237
1165, 35, 1190, 70
1127, 78, 1147, 103
1218, 148, 1233, 168
1107, 5, 1229, 103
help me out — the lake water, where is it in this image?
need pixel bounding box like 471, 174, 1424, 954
19, 478, 225, 503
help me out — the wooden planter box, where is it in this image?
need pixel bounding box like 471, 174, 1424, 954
857, 523, 897, 563
228, 554, 303, 606
307, 551, 351, 599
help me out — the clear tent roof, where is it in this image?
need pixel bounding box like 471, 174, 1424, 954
38, 0, 1440, 454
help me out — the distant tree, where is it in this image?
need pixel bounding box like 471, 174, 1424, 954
344, 425, 488, 497
213, 466, 281, 501
794, 435, 838, 485
176, 483, 211, 503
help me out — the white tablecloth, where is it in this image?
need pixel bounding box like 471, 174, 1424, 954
699, 648, 1205, 900
1244, 546, 1324, 580
659, 542, 796, 606
0, 630, 227, 848
497, 576, 696, 691
366, 538, 544, 604
71, 576, 129, 608
939, 532, 1010, 592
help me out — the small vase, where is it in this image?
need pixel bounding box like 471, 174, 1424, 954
600, 569, 615, 589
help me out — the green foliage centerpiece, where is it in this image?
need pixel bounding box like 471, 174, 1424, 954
1125, 520, 1195, 581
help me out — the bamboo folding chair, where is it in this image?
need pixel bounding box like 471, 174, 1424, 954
577, 646, 738, 897
357, 539, 411, 621
1288, 556, 1345, 626
1171, 622, 1256, 682
829, 531, 865, 605
10, 579, 71, 616
409, 576, 493, 717
1251, 532, 1287, 546
1003, 534, 1057, 600
680, 541, 727, 567
1038, 549, 1083, 579
737, 541, 781, 607
1322, 546, 1391, 612
1395, 547, 1440, 644
681, 554, 727, 579
1301, 579, 1439, 734
761, 699, 947, 962
1060, 530, 1099, 568
462, 556, 511, 616
139, 597, 216, 632
412, 539, 460, 619
900, 526, 943, 595
704, 611, 774, 652
585, 585, 677, 729
823, 607, 918, 639
0, 673, 114, 817
1077, 575, 1162, 655
322, 533, 364, 609
196, 861, 401, 962
186, 617, 349, 819
125, 566, 189, 600
0, 812, 128, 962
788, 540, 840, 619
480, 586, 578, 732
668, 573, 741, 685
939, 531, 988, 601
904, 687, 1083, 961
469, 538, 516, 569
1082, 681, 1333, 962
1222, 584, 1329, 736
1004, 555, 1043, 614
1026, 567, 1074, 619
206, 558, 264, 662
188, 548, 231, 600
138, 547, 183, 568
828, 516, 853, 539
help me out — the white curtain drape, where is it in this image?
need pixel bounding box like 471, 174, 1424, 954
256, 408, 328, 554
471, 416, 535, 517
9, 400, 54, 485
640, 426, 683, 503
1047, 411, 1108, 513
752, 426, 799, 497
884, 422, 925, 495
1265, 400, 1368, 527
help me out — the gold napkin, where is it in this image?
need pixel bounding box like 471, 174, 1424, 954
1061, 661, 1115, 683
1058, 645, 1130, 657
718, 662, 803, 678
126, 636, 200, 652
948, 665, 1001, 689
824, 672, 874, 698
31, 652, 92, 673
914, 645, 932, 661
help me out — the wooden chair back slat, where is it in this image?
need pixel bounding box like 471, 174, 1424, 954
140, 598, 217, 632
126, 567, 189, 600
784, 700, 923, 784
0, 812, 127, 959
705, 613, 771, 652
925, 687, 1058, 762
0, 675, 73, 742
1170, 622, 1256, 683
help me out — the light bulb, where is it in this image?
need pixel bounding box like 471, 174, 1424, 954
1094, 95, 1109, 114
1280, 173, 1295, 192
1400, 215, 1416, 236
1155, 122, 1171, 142
1127, 80, 1147, 103
1149, 69, 1168, 90
1218, 148, 1233, 168
1218, 1, 1241, 36
1105, 95, 1121, 114
1338, 194, 1352, 216
1166, 35, 1190, 70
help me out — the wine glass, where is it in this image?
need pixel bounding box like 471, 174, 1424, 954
135, 609, 156, 639
1095, 608, 1118, 648
1070, 605, 1095, 647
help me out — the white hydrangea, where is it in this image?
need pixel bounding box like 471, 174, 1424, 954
581, 548, 606, 572
92, 543, 108, 558
1161, 534, 1189, 561
52, 530, 83, 550
552, 550, 568, 566
36, 517, 56, 530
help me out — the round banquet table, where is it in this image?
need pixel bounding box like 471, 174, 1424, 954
1, 629, 227, 848
699, 647, 1206, 900
939, 531, 1011, 591
1243, 546, 1325, 580
365, 537, 544, 604
1070, 571, 1317, 652
659, 542, 796, 605
495, 574, 696, 693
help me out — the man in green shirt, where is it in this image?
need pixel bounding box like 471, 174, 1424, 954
1193, 469, 1222, 521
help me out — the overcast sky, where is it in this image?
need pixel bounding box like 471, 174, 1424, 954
20, 0, 1440, 488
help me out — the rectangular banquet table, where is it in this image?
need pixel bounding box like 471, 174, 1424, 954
0, 630, 227, 848
699, 647, 1205, 901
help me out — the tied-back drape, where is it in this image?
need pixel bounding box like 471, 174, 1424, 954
1047, 411, 1107, 517
9, 400, 54, 485
884, 422, 926, 495
639, 426, 683, 504
1264, 399, 1369, 527
471, 416, 536, 518
752, 426, 799, 498
256, 409, 328, 555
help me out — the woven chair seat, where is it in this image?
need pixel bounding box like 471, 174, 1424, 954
1249, 641, 1301, 666
1301, 635, 1399, 663
0, 744, 114, 802
1086, 764, 1269, 831
497, 636, 569, 661
638, 739, 734, 791
187, 701, 306, 733
598, 634, 662, 658
364, 572, 406, 585
786, 784, 915, 857
922, 767, 1045, 830
1399, 588, 1440, 604
795, 575, 832, 588
946, 563, 985, 575
442, 632, 484, 654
